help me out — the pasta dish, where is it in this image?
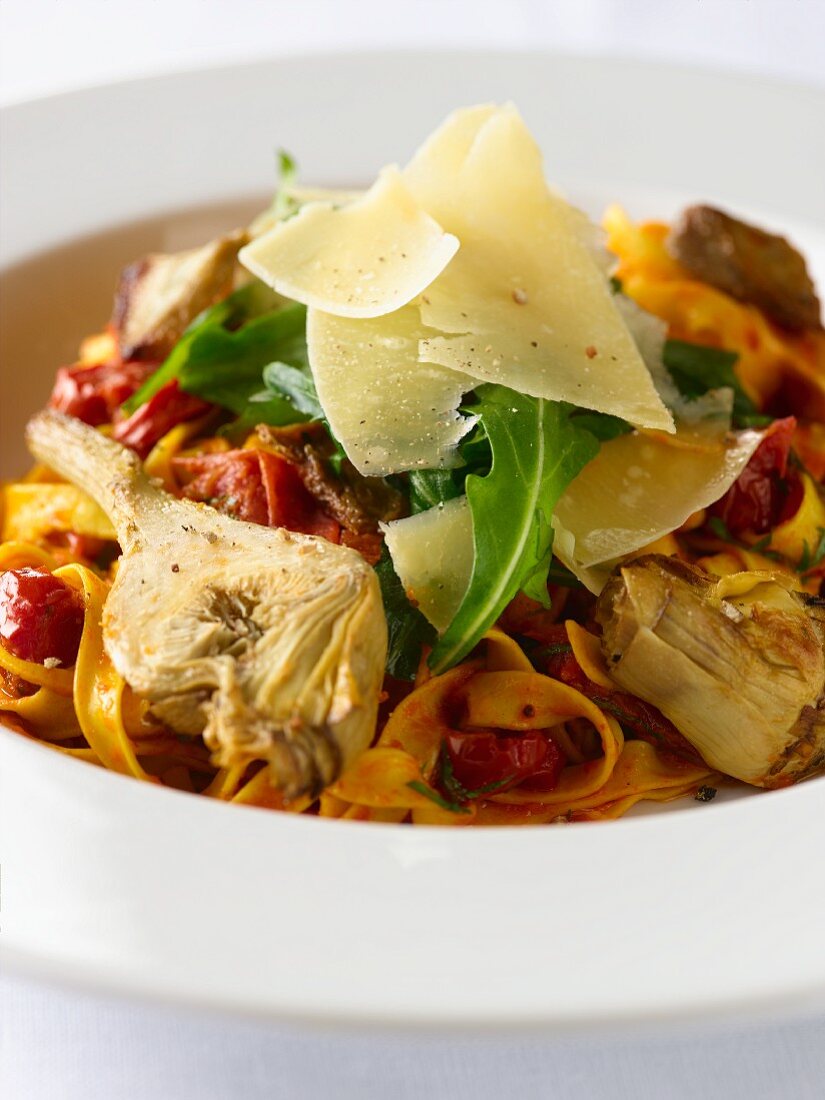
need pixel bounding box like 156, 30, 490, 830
2, 104, 824, 824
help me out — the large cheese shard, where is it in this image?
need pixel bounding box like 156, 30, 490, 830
553, 426, 765, 590
403, 103, 498, 214
407, 106, 673, 431
307, 304, 474, 476
381, 497, 473, 631
239, 166, 458, 319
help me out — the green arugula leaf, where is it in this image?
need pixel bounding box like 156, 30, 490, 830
408, 468, 463, 513
124, 280, 284, 412
544, 560, 585, 589
569, 410, 631, 442
256, 360, 348, 471
710, 514, 825, 577
406, 780, 469, 815
407, 423, 492, 514
261, 360, 324, 420
428, 386, 599, 674
273, 149, 300, 219
707, 516, 784, 563
663, 339, 769, 428
170, 304, 309, 413
251, 150, 301, 229
796, 528, 825, 574
374, 546, 436, 681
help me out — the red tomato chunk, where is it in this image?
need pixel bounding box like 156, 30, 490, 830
543, 632, 703, 766
709, 415, 799, 535
173, 449, 341, 541
0, 568, 85, 667
443, 729, 566, 795
111, 380, 211, 459
50, 360, 155, 426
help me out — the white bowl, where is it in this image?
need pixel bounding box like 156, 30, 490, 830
2, 51, 825, 1030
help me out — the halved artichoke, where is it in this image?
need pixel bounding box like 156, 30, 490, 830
26, 410, 387, 796
597, 555, 825, 787
113, 231, 246, 361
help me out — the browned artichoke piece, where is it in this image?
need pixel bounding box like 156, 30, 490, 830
596, 555, 825, 788
26, 410, 387, 797
667, 205, 822, 332
113, 231, 247, 361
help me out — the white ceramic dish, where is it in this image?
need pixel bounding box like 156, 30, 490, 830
2, 52, 825, 1030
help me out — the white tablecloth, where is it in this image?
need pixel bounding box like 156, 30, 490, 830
2, 2, 825, 1097
3, 971, 825, 1100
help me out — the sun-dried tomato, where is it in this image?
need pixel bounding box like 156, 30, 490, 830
0, 568, 84, 667
50, 359, 155, 426
709, 416, 798, 535
173, 449, 341, 541
111, 381, 211, 459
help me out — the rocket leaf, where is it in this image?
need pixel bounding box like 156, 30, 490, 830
429, 385, 598, 674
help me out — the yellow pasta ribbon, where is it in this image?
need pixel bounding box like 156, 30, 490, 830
769, 473, 825, 565
463, 671, 624, 807
1, 482, 115, 543
144, 413, 219, 492
0, 540, 59, 571
473, 742, 715, 824
56, 563, 154, 781
232, 764, 313, 813
0, 686, 80, 741
0, 643, 75, 695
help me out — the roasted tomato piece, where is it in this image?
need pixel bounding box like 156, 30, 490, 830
258, 451, 341, 541
515, 739, 567, 791
443, 729, 565, 795
709, 416, 798, 535
111, 380, 211, 459
545, 643, 703, 765
254, 422, 406, 533
0, 568, 84, 667
49, 359, 156, 426
340, 530, 384, 565
176, 450, 270, 525
174, 449, 341, 541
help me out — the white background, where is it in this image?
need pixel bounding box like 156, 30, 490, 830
1, 0, 824, 105
1, 1, 825, 1098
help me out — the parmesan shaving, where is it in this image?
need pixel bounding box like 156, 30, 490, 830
307, 304, 474, 476
381, 496, 474, 631
407, 106, 674, 431
239, 166, 458, 319
403, 103, 498, 219
553, 426, 765, 587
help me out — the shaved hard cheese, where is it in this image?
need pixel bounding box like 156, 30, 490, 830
407, 106, 673, 431
382, 427, 765, 623
403, 103, 498, 217
239, 166, 458, 319
553, 426, 765, 590
381, 497, 473, 631
307, 304, 474, 476
248, 186, 364, 239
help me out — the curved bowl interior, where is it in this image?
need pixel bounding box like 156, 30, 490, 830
1, 51, 825, 1029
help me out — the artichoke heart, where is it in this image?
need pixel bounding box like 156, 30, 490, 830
26, 410, 387, 797
596, 555, 825, 787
